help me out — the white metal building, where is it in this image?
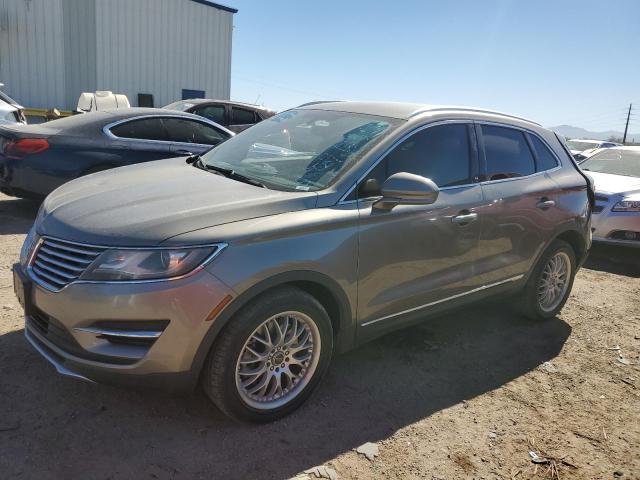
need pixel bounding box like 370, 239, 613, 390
0, 0, 236, 110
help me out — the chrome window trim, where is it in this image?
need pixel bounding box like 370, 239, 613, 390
338, 119, 476, 204
102, 114, 233, 147
361, 274, 524, 327
339, 118, 564, 202
28, 235, 228, 292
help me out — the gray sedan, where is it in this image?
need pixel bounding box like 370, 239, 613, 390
582, 147, 640, 247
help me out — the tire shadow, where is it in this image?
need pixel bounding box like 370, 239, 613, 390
583, 244, 640, 278
0, 303, 570, 479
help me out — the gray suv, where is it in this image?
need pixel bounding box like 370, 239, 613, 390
13, 101, 592, 422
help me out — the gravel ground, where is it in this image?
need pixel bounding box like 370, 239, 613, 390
0, 192, 638, 480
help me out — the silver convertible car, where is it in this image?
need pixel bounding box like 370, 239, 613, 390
581, 146, 640, 247
14, 101, 592, 422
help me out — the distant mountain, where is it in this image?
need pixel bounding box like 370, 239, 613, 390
549, 125, 640, 142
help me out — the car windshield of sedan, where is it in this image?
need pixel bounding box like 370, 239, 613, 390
199, 109, 402, 191
580, 150, 640, 178
567, 140, 600, 152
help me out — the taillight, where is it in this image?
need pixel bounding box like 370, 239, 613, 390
3, 138, 49, 159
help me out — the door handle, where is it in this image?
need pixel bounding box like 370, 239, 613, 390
451, 212, 478, 225
536, 199, 556, 210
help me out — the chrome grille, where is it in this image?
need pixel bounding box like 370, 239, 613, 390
30, 238, 106, 291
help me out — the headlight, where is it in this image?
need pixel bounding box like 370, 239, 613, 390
80, 244, 226, 281
612, 200, 640, 212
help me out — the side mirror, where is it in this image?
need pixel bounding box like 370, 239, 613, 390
373, 172, 439, 211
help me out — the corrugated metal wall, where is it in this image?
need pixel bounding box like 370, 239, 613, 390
95, 0, 233, 107
0, 0, 66, 108
62, 0, 97, 108
0, 0, 233, 110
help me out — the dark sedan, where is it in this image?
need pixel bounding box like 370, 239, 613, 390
163, 99, 276, 133
0, 108, 233, 198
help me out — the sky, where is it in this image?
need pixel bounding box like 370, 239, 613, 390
227, 0, 639, 133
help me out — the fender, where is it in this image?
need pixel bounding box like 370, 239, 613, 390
522, 224, 589, 285
189, 270, 356, 380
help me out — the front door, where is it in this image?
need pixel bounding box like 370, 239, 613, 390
356, 122, 485, 331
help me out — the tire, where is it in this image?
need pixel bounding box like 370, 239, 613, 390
520, 239, 576, 321
201, 286, 334, 423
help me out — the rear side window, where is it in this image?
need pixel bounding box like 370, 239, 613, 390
194, 105, 226, 125
358, 123, 473, 197
528, 134, 559, 171
162, 118, 227, 145
481, 125, 535, 180
110, 118, 168, 141
231, 107, 256, 125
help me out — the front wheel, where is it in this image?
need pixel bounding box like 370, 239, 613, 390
202, 286, 333, 422
520, 239, 576, 321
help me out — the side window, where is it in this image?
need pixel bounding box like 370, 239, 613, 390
231, 107, 256, 125
528, 134, 559, 172
481, 125, 535, 180
358, 123, 473, 198
162, 118, 227, 145
110, 118, 168, 141
194, 105, 226, 125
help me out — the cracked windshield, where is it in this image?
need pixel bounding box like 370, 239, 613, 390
200, 109, 401, 191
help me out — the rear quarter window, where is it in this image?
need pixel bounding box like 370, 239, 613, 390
110, 118, 168, 141
529, 134, 559, 171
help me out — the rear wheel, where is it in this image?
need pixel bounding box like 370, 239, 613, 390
520, 239, 576, 320
202, 286, 333, 422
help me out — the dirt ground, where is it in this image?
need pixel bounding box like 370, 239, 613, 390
0, 192, 638, 480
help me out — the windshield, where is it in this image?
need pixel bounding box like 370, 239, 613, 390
199, 109, 401, 191
581, 149, 640, 178
567, 140, 600, 152
163, 100, 196, 112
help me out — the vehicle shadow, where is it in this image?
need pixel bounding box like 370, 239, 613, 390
0, 303, 570, 479
0, 196, 39, 235
584, 244, 640, 278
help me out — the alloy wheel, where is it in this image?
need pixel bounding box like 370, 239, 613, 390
537, 251, 571, 312
235, 311, 321, 410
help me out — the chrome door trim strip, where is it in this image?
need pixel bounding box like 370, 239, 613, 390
102, 113, 234, 144
361, 274, 525, 327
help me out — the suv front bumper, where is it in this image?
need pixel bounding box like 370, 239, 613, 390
15, 263, 234, 389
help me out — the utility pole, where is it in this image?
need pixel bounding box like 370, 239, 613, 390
623, 103, 632, 144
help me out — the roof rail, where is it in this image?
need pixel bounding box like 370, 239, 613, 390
296, 100, 346, 108
410, 107, 540, 126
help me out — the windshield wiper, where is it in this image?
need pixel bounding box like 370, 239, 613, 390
189, 155, 266, 188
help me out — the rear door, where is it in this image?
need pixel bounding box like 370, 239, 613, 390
106, 117, 178, 164
356, 121, 485, 332
475, 123, 560, 283
229, 106, 258, 132
191, 104, 228, 127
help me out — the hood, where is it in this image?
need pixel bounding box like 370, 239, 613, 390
39, 157, 317, 246
585, 171, 640, 195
